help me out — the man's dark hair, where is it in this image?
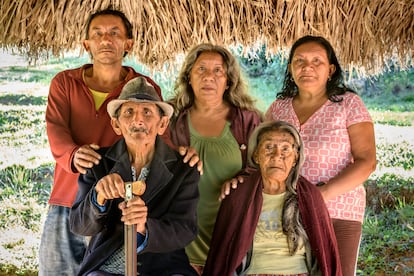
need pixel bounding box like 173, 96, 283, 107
85, 9, 133, 39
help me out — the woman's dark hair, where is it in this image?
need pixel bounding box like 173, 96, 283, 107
85, 9, 133, 40
278, 35, 355, 102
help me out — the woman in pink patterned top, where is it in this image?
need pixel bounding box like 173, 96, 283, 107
265, 35, 376, 276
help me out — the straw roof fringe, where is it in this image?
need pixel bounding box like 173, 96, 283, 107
0, 0, 413, 75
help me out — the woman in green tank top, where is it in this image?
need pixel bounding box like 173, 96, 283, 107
167, 43, 262, 275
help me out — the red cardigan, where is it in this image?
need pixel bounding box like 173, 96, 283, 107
46, 65, 161, 207
203, 169, 342, 276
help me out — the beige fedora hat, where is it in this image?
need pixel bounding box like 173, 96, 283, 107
107, 76, 173, 119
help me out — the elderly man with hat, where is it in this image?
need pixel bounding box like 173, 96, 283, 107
70, 76, 200, 276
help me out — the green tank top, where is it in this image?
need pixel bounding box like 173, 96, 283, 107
185, 117, 242, 265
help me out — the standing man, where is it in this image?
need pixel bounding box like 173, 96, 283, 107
40, 8, 165, 275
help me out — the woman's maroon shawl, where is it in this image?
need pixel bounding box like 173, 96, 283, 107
204, 169, 342, 276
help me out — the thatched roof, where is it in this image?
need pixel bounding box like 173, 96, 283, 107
1, 0, 413, 75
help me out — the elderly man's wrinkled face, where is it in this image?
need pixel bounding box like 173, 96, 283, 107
254, 130, 298, 184
111, 102, 168, 145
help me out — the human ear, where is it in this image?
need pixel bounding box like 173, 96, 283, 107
82, 40, 90, 52
157, 116, 170, 135
111, 118, 122, 136
329, 64, 336, 77
124, 39, 134, 52
253, 151, 259, 164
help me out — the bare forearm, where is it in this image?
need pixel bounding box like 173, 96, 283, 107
319, 158, 376, 201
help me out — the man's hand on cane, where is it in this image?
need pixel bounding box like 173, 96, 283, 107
119, 193, 148, 235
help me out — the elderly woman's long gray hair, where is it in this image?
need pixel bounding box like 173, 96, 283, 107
247, 120, 308, 255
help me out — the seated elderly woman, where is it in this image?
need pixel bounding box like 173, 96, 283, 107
203, 121, 342, 276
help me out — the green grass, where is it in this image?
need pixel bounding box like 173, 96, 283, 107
377, 141, 414, 170
359, 202, 414, 275
359, 173, 414, 274
0, 55, 89, 85
0, 164, 53, 230
369, 110, 414, 127
0, 54, 413, 275
0, 94, 46, 106
0, 164, 53, 275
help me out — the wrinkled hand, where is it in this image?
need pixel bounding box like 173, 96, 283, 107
73, 144, 101, 174
119, 196, 148, 235
219, 175, 244, 201
178, 146, 203, 175
95, 173, 126, 205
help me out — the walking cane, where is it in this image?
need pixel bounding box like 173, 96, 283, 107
124, 180, 146, 276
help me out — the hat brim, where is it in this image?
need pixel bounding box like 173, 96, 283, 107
107, 98, 174, 119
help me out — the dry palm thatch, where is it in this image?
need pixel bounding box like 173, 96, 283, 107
0, 0, 413, 75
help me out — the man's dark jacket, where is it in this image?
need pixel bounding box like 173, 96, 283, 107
70, 137, 199, 276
